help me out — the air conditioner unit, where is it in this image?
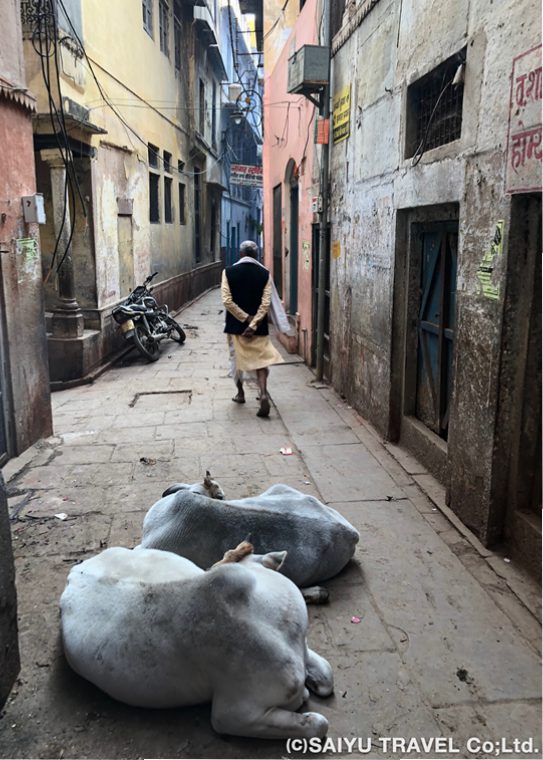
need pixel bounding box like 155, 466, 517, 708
287, 45, 329, 95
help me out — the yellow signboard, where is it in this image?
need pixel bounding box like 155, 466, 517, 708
331, 240, 341, 259
333, 84, 351, 144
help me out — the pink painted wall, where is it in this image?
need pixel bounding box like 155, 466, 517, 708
263, 0, 321, 364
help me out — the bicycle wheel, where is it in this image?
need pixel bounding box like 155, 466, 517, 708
133, 323, 160, 361
165, 316, 186, 344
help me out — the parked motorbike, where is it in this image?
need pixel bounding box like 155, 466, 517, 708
112, 272, 186, 362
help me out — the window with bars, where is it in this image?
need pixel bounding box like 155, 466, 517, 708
178, 161, 186, 225
405, 50, 466, 160
142, 0, 153, 37
164, 177, 173, 223
148, 143, 159, 168
149, 173, 160, 223
159, 0, 169, 56
22, 0, 77, 39
199, 79, 205, 135
178, 183, 186, 225
211, 82, 217, 149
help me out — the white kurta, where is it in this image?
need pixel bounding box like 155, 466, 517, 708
221, 269, 284, 372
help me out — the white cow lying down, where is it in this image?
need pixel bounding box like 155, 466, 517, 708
140, 483, 360, 589
60, 546, 333, 739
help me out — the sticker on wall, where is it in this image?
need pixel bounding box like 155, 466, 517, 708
302, 240, 311, 270
16, 237, 39, 283
477, 220, 504, 300
332, 240, 341, 259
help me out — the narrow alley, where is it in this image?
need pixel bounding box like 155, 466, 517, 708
1, 289, 541, 760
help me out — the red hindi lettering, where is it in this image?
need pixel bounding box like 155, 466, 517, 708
526, 67, 542, 102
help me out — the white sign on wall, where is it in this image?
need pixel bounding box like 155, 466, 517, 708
506, 44, 542, 194
230, 164, 263, 187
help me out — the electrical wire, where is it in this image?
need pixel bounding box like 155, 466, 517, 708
31, 0, 86, 279
263, 0, 290, 41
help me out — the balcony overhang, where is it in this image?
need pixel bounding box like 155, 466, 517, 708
193, 6, 227, 78
33, 97, 107, 137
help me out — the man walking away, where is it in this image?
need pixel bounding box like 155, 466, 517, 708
221, 240, 284, 418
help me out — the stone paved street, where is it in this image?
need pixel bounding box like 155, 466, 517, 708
1, 288, 541, 760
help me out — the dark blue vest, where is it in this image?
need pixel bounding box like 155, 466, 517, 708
224, 263, 270, 336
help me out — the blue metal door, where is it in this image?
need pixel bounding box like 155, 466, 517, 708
416, 221, 458, 440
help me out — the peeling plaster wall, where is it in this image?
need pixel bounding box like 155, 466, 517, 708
0, 0, 52, 457
329, 0, 542, 544
25, 0, 208, 313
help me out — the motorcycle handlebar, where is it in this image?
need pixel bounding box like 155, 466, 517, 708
145, 272, 159, 285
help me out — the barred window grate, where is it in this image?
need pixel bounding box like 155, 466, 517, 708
21, 0, 57, 37
406, 49, 466, 160
415, 75, 463, 152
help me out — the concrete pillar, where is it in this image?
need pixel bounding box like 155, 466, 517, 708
41, 149, 84, 338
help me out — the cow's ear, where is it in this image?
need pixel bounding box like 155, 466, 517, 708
261, 551, 287, 571
204, 470, 212, 487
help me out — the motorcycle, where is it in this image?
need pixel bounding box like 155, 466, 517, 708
112, 272, 186, 362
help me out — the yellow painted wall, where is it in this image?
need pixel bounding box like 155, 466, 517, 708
263, 0, 299, 74
23, 0, 217, 310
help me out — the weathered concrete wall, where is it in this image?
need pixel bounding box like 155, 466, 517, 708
0, 101, 53, 454
329, 0, 542, 546
0, 0, 53, 457
0, 0, 26, 86
0, 471, 19, 709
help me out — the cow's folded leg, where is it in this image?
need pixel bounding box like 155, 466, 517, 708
212, 698, 328, 739
305, 647, 334, 697
301, 585, 329, 604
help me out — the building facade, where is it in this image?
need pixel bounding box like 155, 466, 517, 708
263, 0, 541, 573
263, 0, 322, 361
328, 0, 541, 571
0, 0, 53, 461
220, 0, 263, 266
21, 0, 227, 384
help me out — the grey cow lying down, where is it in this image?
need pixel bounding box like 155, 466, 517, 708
140, 482, 359, 589
60, 544, 333, 739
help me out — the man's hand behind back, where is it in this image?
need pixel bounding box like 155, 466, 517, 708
242, 315, 255, 338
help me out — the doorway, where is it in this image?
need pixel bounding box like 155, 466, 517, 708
289, 182, 299, 315
500, 193, 542, 575
413, 220, 458, 440
311, 222, 330, 375
117, 215, 134, 298
194, 169, 201, 264
390, 204, 459, 479
272, 184, 282, 297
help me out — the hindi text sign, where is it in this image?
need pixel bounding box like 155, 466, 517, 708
333, 84, 351, 144
230, 164, 263, 188
506, 45, 542, 193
